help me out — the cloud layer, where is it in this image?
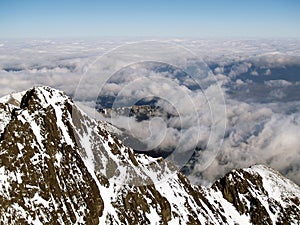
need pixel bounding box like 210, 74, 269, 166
1, 38, 300, 186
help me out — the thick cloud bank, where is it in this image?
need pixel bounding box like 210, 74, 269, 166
1, 38, 300, 186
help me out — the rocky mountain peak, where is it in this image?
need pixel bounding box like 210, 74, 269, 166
0, 86, 299, 224
212, 165, 300, 224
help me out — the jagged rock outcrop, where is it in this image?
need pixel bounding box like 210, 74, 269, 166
0, 86, 299, 225
212, 166, 300, 224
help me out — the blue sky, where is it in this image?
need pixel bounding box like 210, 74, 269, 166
0, 0, 299, 38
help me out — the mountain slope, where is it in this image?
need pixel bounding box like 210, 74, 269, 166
0, 86, 299, 225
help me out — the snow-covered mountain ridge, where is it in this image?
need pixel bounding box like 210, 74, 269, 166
0, 86, 299, 224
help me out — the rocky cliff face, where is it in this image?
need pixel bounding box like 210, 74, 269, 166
0, 86, 299, 225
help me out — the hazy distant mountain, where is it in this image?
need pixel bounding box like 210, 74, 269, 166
0, 86, 299, 224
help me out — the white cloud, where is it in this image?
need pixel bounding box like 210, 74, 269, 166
1, 38, 300, 187
229, 62, 252, 78
264, 68, 271, 75
235, 79, 245, 86
190, 99, 300, 186
269, 89, 286, 99
250, 70, 258, 76
214, 66, 224, 74
265, 79, 292, 87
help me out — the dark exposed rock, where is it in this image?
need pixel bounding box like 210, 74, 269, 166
0, 87, 104, 224
212, 167, 300, 225
0, 86, 300, 224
